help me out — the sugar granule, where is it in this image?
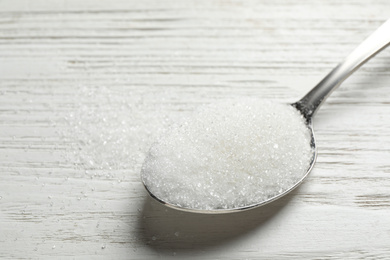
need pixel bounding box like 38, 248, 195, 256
141, 99, 313, 210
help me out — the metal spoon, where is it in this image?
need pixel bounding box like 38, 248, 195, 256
142, 19, 390, 213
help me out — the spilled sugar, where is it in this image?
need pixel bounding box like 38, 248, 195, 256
59, 85, 171, 176
141, 99, 314, 210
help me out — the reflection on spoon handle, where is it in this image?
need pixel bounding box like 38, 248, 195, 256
294, 19, 390, 119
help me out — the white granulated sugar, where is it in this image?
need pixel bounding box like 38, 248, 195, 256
60, 85, 172, 175
141, 99, 313, 210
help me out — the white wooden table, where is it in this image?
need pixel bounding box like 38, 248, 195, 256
1, 0, 390, 259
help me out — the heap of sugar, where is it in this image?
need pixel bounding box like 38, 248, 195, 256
141, 99, 313, 210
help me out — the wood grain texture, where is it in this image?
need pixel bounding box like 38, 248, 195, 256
1, 0, 390, 259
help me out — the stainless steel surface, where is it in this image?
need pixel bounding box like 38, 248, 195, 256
143, 19, 390, 214
293, 19, 390, 120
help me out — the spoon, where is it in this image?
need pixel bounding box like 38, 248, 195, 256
142, 19, 390, 213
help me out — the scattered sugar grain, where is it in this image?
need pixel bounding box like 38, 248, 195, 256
141, 99, 313, 210
60, 85, 172, 181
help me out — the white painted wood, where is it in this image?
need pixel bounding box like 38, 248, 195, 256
1, 0, 390, 259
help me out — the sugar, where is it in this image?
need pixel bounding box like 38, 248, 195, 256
141, 98, 313, 210
60, 85, 171, 176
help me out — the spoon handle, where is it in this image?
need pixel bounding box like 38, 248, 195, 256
294, 19, 390, 119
